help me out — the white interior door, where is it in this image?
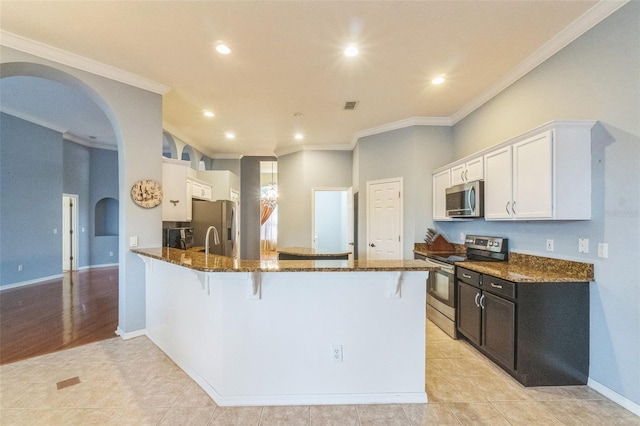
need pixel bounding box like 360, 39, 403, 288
366, 178, 403, 260
62, 194, 78, 271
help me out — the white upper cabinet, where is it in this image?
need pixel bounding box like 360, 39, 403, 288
451, 157, 484, 186
433, 120, 594, 222
432, 169, 452, 221
484, 132, 553, 220
162, 159, 193, 222
483, 123, 593, 221
190, 179, 212, 201
484, 146, 513, 219
198, 170, 240, 201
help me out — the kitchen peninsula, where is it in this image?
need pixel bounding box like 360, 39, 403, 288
133, 247, 435, 406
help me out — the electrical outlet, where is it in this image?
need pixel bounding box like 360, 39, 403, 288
459, 232, 465, 242
53, 228, 57, 234
598, 243, 608, 258
109, 251, 114, 257
129, 236, 138, 247
546, 239, 554, 251
17, 264, 23, 272
331, 345, 343, 363
578, 238, 589, 254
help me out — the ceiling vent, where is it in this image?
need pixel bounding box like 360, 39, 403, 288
343, 101, 359, 110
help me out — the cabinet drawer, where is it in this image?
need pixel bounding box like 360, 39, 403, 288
483, 275, 516, 299
457, 267, 481, 287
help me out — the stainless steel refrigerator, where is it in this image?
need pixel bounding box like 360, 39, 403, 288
191, 200, 238, 258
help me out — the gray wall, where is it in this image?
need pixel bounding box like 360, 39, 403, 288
0, 114, 119, 286
1, 113, 64, 284
354, 125, 453, 259
278, 150, 353, 248
89, 147, 119, 265
440, 2, 639, 406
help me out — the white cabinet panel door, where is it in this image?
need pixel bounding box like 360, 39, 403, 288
367, 179, 402, 260
512, 131, 553, 219
432, 169, 451, 221
484, 146, 513, 220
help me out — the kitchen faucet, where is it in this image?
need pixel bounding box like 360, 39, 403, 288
205, 226, 220, 257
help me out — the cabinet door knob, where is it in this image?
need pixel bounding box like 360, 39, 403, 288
461, 170, 465, 181
505, 202, 510, 215
490, 282, 503, 289
463, 273, 472, 279
479, 294, 486, 309
369, 243, 376, 247
474, 293, 480, 307
512, 201, 517, 215
465, 169, 468, 180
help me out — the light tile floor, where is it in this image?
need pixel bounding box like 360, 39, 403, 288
1, 321, 638, 425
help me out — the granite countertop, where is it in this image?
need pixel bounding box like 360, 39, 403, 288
458, 253, 594, 283
133, 247, 436, 273
276, 246, 353, 257
413, 244, 594, 283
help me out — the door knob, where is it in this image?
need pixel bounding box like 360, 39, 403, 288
369, 243, 376, 247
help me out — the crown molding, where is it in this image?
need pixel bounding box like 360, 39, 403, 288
1, 107, 118, 150
63, 132, 117, 151
350, 116, 454, 147
274, 143, 352, 157
0, 31, 171, 95
450, 0, 628, 124
0, 106, 67, 133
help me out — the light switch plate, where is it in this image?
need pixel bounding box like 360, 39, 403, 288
598, 243, 608, 258
129, 236, 138, 247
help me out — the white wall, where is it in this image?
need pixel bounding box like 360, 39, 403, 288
440, 2, 640, 407
1, 46, 163, 333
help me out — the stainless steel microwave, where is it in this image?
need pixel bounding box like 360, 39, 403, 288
445, 180, 484, 218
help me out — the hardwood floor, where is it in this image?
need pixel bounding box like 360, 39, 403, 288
0, 267, 118, 365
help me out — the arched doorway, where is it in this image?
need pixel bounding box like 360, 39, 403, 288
0, 62, 124, 361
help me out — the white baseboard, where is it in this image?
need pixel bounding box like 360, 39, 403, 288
0, 274, 64, 291
115, 327, 146, 340
79, 263, 118, 270
1, 264, 119, 291
588, 377, 640, 416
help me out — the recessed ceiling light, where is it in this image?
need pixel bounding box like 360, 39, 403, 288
225, 132, 235, 140
432, 76, 446, 85
203, 110, 215, 117
344, 44, 359, 57
293, 112, 303, 117
216, 44, 231, 55
294, 133, 304, 141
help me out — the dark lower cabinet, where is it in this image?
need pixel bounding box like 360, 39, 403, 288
482, 291, 515, 371
456, 266, 588, 387
457, 282, 481, 345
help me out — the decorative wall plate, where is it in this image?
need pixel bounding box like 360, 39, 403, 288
131, 179, 163, 208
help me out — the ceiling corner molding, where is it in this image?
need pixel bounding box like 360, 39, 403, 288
0, 30, 171, 95
0, 106, 67, 134
450, 0, 628, 124
207, 153, 244, 160
63, 132, 117, 151
350, 116, 454, 147
274, 142, 352, 157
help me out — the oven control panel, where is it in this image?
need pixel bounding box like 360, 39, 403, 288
465, 235, 508, 253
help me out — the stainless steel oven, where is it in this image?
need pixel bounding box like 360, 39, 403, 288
426, 258, 457, 338
416, 234, 508, 339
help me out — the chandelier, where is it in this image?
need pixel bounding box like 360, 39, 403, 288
261, 162, 278, 208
